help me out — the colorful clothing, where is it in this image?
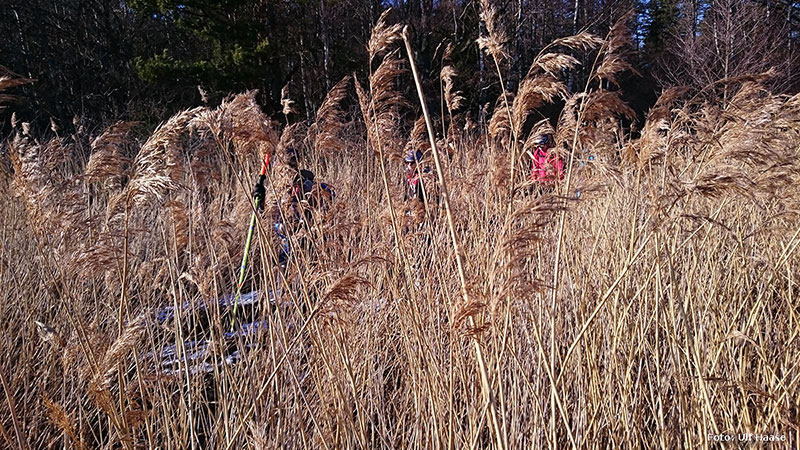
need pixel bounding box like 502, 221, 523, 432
404, 165, 431, 203
530, 146, 564, 184
274, 168, 334, 267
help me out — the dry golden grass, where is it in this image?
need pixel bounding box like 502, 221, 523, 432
0, 66, 33, 111
1, 18, 800, 450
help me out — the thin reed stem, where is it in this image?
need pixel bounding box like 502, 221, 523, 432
403, 26, 506, 450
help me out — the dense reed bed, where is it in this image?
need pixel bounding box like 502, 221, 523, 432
1, 12, 799, 450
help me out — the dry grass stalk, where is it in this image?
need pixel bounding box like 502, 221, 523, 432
440, 46, 465, 115
403, 25, 507, 450
488, 91, 514, 146
85, 122, 137, 187
356, 18, 412, 286
440, 66, 465, 113
42, 396, 87, 450
354, 74, 371, 129
477, 0, 509, 63
487, 194, 565, 312
281, 84, 297, 117
313, 75, 351, 154
0, 66, 33, 90
367, 9, 403, 62
453, 298, 487, 330
555, 87, 635, 159
476, 0, 518, 202
0, 76, 33, 92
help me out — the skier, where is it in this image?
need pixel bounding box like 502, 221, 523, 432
528, 134, 564, 194
403, 149, 430, 204
402, 148, 439, 237
273, 148, 334, 268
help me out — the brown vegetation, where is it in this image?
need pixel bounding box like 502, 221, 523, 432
1, 15, 799, 450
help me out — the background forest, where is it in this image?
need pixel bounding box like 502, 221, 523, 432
2, 1, 800, 449
2, 0, 799, 132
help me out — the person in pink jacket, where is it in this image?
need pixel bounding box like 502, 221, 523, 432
529, 134, 564, 188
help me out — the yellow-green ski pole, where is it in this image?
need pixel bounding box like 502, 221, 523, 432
231, 156, 269, 330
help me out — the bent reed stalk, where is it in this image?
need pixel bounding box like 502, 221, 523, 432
403, 26, 506, 450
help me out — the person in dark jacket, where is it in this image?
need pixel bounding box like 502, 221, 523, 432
274, 148, 334, 268
403, 149, 430, 203
402, 149, 439, 236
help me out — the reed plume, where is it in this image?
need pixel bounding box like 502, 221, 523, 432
193, 91, 278, 163
488, 91, 514, 147
0, 65, 33, 109
550, 32, 605, 52
277, 122, 309, 156
636, 87, 690, 167
319, 271, 372, 321
356, 51, 407, 157
476, 0, 509, 63
359, 10, 406, 141
42, 396, 86, 450
312, 75, 351, 155
440, 65, 464, 113
404, 116, 430, 157
511, 75, 568, 137
281, 83, 297, 118
85, 122, 137, 188
593, 11, 637, 87
8, 135, 94, 262
441, 45, 465, 115
89, 318, 144, 395
109, 107, 203, 220
367, 9, 403, 62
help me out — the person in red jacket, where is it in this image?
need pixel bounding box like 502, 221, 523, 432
528, 134, 564, 190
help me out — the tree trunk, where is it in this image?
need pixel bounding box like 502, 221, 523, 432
320, 0, 331, 91
299, 34, 313, 121
513, 0, 523, 86
478, 17, 487, 111
569, 0, 580, 91
573, 0, 580, 34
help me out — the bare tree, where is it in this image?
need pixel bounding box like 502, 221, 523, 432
657, 0, 799, 92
